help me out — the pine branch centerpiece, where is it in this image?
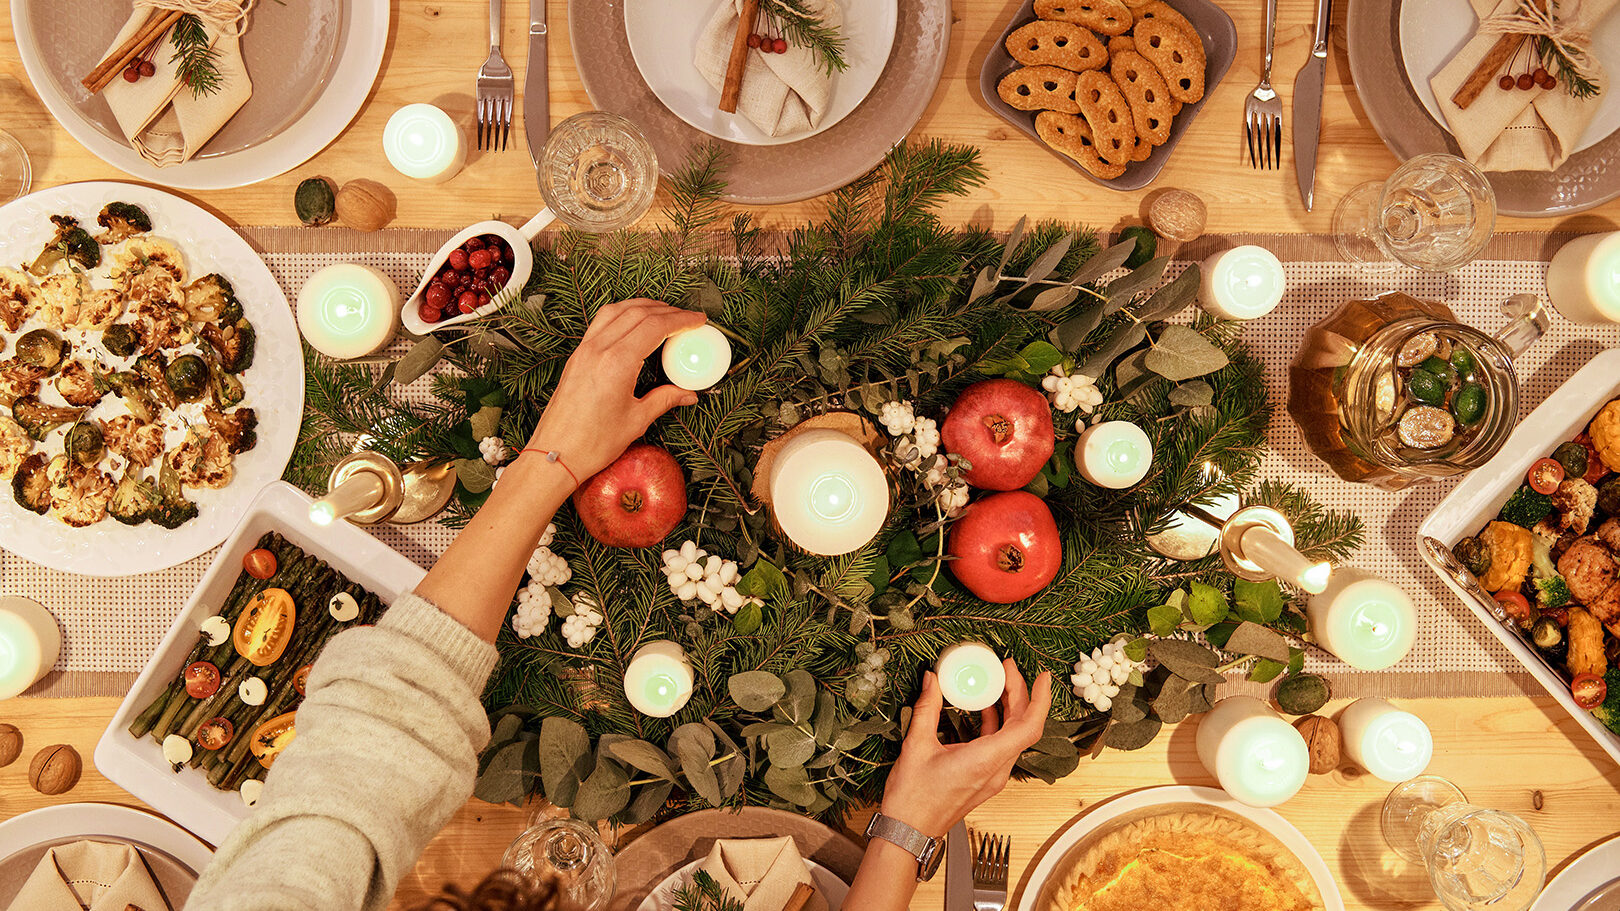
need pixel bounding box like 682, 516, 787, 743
290, 143, 1362, 824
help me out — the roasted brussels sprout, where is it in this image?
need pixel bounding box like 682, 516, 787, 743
12, 395, 84, 440
64, 421, 105, 466
94, 202, 152, 244
1454, 536, 1493, 577
100, 324, 140, 358
150, 461, 198, 529
28, 216, 100, 276
1554, 441, 1590, 481
164, 354, 208, 402
10, 453, 49, 514
181, 274, 237, 323
16, 330, 65, 371
1530, 615, 1567, 663
202, 317, 255, 374
107, 470, 159, 526
1599, 478, 1620, 518
133, 353, 178, 409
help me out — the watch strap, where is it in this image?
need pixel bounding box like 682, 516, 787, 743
864, 812, 943, 881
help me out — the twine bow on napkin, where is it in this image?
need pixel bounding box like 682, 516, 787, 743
4, 840, 172, 911
1431, 0, 1619, 172
695, 836, 828, 911
90, 0, 256, 168
694, 0, 841, 137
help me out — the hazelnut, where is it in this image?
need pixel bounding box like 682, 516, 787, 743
29, 744, 81, 795
0, 724, 20, 767
335, 179, 397, 233
1294, 715, 1342, 775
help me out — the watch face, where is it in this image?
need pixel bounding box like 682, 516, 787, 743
918, 842, 944, 881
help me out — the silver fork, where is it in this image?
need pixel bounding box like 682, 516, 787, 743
1244, 0, 1283, 168
971, 829, 1010, 911
476, 0, 515, 151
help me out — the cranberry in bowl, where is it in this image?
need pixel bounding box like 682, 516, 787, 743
401, 211, 555, 334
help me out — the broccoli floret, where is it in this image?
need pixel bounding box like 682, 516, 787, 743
204, 407, 257, 455
28, 216, 100, 276
1500, 485, 1554, 529
1595, 669, 1620, 736
209, 362, 244, 408
202, 317, 255, 373
95, 370, 157, 423
108, 470, 159, 526
181, 273, 238, 323
95, 202, 152, 244
12, 394, 84, 440
133, 352, 178, 409
1535, 575, 1571, 609
10, 453, 50, 515
149, 462, 198, 529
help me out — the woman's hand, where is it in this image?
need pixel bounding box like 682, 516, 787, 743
527, 298, 708, 480
880, 661, 1054, 837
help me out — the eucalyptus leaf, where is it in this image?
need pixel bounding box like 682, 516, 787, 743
1078, 322, 1147, 377
1067, 238, 1136, 286
672, 724, 724, 807
473, 739, 534, 806
1048, 306, 1104, 354
469, 404, 503, 442
1148, 638, 1225, 685
812, 690, 838, 745
1233, 579, 1285, 624
1187, 581, 1230, 626
684, 277, 725, 318
1109, 682, 1148, 724
365, 362, 398, 397
1152, 675, 1197, 724
1102, 256, 1169, 311
572, 758, 631, 821
1029, 285, 1080, 312
998, 234, 1073, 303
766, 726, 816, 768
1248, 656, 1287, 683
783, 669, 816, 725
1145, 325, 1230, 382
969, 265, 998, 303
491, 713, 525, 746
1131, 263, 1201, 322
621, 780, 675, 825
1168, 381, 1215, 408
728, 670, 786, 712
735, 560, 787, 600
606, 739, 680, 781
997, 216, 1029, 272
456, 458, 496, 494
538, 717, 592, 809
763, 765, 819, 807
394, 336, 445, 385
1104, 716, 1163, 751
732, 601, 763, 634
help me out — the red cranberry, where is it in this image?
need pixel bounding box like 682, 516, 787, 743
463, 236, 484, 251
458, 300, 477, 314
139, 60, 156, 78
447, 249, 469, 271
469, 248, 494, 271
425, 283, 450, 308
773, 38, 787, 53
491, 267, 511, 287
457, 290, 480, 311
123, 66, 141, 83
483, 234, 503, 248
418, 302, 442, 323
476, 290, 491, 306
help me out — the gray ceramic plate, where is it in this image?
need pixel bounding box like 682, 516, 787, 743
571, 0, 951, 205
978, 0, 1236, 191
1346, 0, 1620, 216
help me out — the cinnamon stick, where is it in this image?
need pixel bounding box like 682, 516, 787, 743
82, 9, 183, 95
1451, 33, 1525, 109
782, 883, 817, 911
718, 0, 761, 114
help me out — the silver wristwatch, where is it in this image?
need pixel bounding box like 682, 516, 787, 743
864, 812, 944, 881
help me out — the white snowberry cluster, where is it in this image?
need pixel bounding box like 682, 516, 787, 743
478, 435, 509, 465
922, 464, 970, 516
1042, 366, 1104, 414
661, 540, 762, 615
879, 400, 917, 436
560, 593, 604, 648
1070, 641, 1143, 712
526, 526, 571, 588
879, 400, 942, 466
510, 581, 552, 638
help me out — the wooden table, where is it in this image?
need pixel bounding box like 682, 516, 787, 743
4, 1, 1620, 909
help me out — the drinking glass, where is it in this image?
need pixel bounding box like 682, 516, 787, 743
1334, 153, 1497, 273
502, 815, 617, 910
1382, 776, 1546, 911
0, 130, 31, 204
538, 111, 658, 233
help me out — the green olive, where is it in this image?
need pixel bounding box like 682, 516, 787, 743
1408, 369, 1447, 405
1452, 383, 1486, 426
1450, 345, 1478, 377
1420, 356, 1458, 385
1553, 441, 1589, 479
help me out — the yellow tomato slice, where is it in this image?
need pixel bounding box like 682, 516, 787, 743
249, 711, 298, 769
233, 588, 296, 667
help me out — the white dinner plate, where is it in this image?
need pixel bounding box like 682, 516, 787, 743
1015, 785, 1345, 911
623, 0, 898, 146
1532, 833, 1620, 910
10, 0, 388, 189
1398, 0, 1620, 155
637, 858, 849, 911
0, 182, 303, 577
0, 803, 214, 874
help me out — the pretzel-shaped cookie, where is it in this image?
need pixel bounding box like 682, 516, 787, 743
1133, 16, 1205, 103
998, 65, 1082, 113
1036, 111, 1128, 179
1033, 0, 1135, 36
1073, 70, 1139, 166
1006, 20, 1108, 72
1109, 49, 1175, 146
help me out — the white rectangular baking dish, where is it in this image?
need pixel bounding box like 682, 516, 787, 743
1418, 348, 1620, 768
94, 481, 426, 845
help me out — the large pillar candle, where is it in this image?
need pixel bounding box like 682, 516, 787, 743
1339, 698, 1433, 782
1545, 232, 1620, 325
768, 430, 889, 556
935, 642, 1006, 712
623, 641, 696, 718
1195, 696, 1310, 807
297, 264, 401, 360
1307, 569, 1418, 670
0, 597, 60, 700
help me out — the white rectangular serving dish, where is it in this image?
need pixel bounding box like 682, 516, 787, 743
1419, 348, 1620, 768
95, 481, 427, 845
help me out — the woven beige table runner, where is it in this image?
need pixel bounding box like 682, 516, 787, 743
18, 228, 1608, 700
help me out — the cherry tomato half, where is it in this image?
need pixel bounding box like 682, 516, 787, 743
1528, 458, 1565, 495
1495, 590, 1532, 624
184, 661, 221, 699
1573, 672, 1608, 709
242, 548, 278, 580
293, 663, 311, 696
234, 588, 296, 667
197, 716, 235, 750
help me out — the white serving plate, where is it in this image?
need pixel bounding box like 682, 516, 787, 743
95, 480, 426, 846
1532, 832, 1620, 911
1015, 785, 1344, 911
637, 858, 849, 911
1419, 347, 1620, 769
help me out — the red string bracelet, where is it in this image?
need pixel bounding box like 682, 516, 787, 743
521, 448, 580, 487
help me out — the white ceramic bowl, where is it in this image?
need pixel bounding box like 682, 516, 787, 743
400, 210, 555, 336
1418, 347, 1620, 769
95, 481, 426, 845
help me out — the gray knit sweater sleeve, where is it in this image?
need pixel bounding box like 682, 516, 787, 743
184, 591, 499, 911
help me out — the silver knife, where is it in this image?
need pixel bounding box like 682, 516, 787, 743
944, 821, 971, 911
1292, 0, 1332, 210
524, 0, 550, 166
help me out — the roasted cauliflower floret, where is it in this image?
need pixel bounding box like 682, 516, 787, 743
72, 288, 125, 331
102, 415, 164, 467
53, 360, 103, 408
45, 455, 113, 528
111, 237, 186, 283
37, 271, 89, 330
0, 360, 47, 408
0, 268, 39, 332
166, 427, 234, 489
204, 407, 257, 455
0, 415, 33, 480
1479, 520, 1534, 593
1550, 478, 1598, 536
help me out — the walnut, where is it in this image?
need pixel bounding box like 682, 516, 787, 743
335, 179, 396, 233
0, 723, 20, 767
28, 743, 81, 795
1294, 715, 1342, 774
1146, 189, 1207, 243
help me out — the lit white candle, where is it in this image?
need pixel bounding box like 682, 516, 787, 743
383, 104, 468, 183
1195, 696, 1310, 808
935, 642, 1006, 712
768, 429, 889, 556
1241, 525, 1332, 594
1075, 421, 1153, 489
0, 597, 61, 700
1545, 232, 1620, 325
297, 264, 402, 360
1338, 698, 1433, 782
624, 641, 695, 718
1307, 569, 1417, 670
661, 325, 732, 391
1199, 246, 1286, 321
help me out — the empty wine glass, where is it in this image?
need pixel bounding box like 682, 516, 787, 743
1334, 153, 1497, 273
1382, 776, 1546, 911
538, 111, 658, 233
502, 815, 617, 910
0, 130, 31, 204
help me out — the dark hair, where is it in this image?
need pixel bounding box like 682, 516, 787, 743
413, 869, 566, 911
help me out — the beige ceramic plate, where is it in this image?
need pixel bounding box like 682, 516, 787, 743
571, 0, 951, 204
0, 803, 213, 899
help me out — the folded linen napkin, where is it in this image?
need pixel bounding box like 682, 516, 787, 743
695, 836, 828, 911
694, 0, 841, 137
5, 840, 172, 911
1430, 0, 1619, 172
94, 1, 254, 167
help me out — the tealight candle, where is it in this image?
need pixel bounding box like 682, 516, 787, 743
661, 324, 731, 391
383, 104, 468, 183
1195, 696, 1310, 808
623, 641, 695, 718
0, 597, 61, 700
935, 642, 1006, 712
1075, 421, 1153, 489
1545, 232, 1620, 325
1338, 698, 1433, 782
1307, 569, 1417, 670
768, 429, 889, 556
1199, 246, 1286, 321
297, 264, 401, 360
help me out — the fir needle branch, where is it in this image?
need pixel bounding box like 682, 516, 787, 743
1536, 36, 1600, 100
759, 0, 848, 75
170, 14, 223, 98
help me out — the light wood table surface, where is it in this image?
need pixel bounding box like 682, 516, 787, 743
4, 1, 1620, 909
